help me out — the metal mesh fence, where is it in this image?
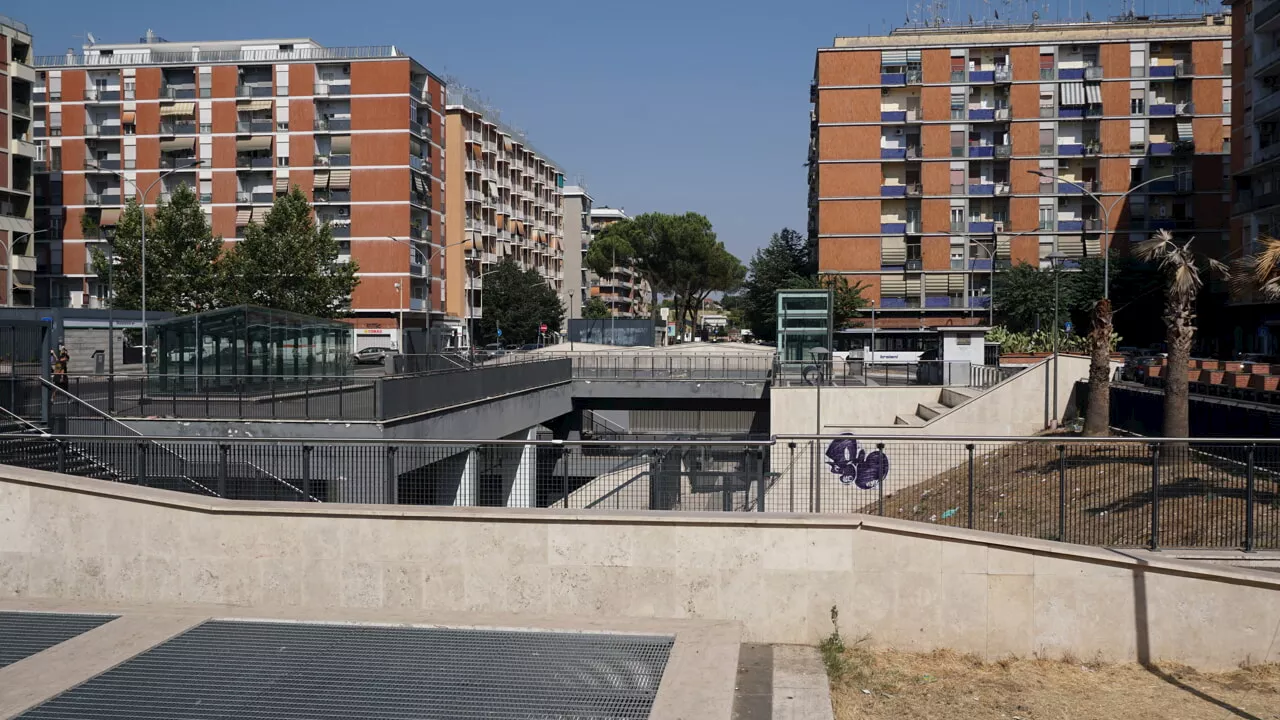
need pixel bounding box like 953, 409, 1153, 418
1, 433, 1276, 550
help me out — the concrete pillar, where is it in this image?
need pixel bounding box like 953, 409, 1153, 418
455, 449, 477, 507
506, 427, 537, 508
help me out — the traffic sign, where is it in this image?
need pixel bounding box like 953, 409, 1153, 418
496, 328, 502, 337
540, 323, 547, 333
1064, 321, 1073, 333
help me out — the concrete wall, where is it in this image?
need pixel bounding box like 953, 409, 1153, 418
2, 466, 1277, 670
771, 355, 1088, 436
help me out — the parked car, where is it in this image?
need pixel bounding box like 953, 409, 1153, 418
1121, 355, 1164, 383
516, 343, 542, 353
353, 346, 394, 365
476, 343, 506, 361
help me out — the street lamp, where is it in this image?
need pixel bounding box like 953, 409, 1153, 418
86, 158, 204, 371
1027, 169, 1189, 300
393, 281, 402, 348
976, 227, 1041, 326
5, 229, 46, 308
1047, 250, 1069, 428
384, 235, 433, 349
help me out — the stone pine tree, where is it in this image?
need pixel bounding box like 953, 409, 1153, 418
87, 185, 223, 314
217, 187, 359, 317
476, 258, 564, 345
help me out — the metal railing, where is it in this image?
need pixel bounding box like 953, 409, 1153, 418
772, 359, 1014, 388
527, 353, 775, 381
1, 432, 1275, 550
38, 45, 404, 68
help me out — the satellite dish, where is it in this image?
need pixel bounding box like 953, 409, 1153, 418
86, 32, 97, 45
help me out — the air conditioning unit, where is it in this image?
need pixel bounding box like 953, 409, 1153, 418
337, 207, 349, 217
994, 221, 1005, 232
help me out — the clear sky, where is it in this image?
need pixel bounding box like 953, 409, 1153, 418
13, 0, 1219, 261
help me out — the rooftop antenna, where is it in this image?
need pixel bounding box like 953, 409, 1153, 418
85, 32, 97, 45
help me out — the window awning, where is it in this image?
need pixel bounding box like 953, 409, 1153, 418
412, 174, 427, 194
996, 236, 1011, 258
905, 277, 921, 295
1176, 121, 1194, 139
122, 111, 136, 124
1060, 82, 1086, 106
329, 169, 351, 190
330, 136, 351, 154
250, 207, 269, 223
99, 208, 122, 226
1085, 83, 1103, 105
880, 236, 907, 264
237, 99, 273, 112
1084, 238, 1102, 257
159, 137, 196, 151
947, 274, 966, 292
236, 137, 272, 151
880, 277, 906, 295
275, 175, 289, 193
925, 275, 948, 293
235, 209, 251, 225
483, 180, 495, 196
881, 50, 908, 65
1058, 236, 1084, 256
159, 102, 195, 117
313, 170, 330, 189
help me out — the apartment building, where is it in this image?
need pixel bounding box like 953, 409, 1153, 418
443, 92, 564, 346
1, 15, 36, 307
588, 206, 649, 319
810, 15, 1232, 329
1227, 0, 1280, 355
561, 184, 591, 322
32, 34, 443, 347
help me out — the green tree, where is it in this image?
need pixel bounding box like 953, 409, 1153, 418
582, 296, 611, 320
739, 228, 867, 341
87, 185, 223, 314
586, 212, 745, 338
477, 258, 565, 345
217, 187, 359, 316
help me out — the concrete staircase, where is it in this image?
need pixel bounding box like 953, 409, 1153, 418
894, 386, 981, 426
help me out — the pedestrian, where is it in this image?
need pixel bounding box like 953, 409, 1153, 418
53, 344, 69, 390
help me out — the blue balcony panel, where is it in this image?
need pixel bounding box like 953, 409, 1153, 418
1058, 107, 1085, 118
968, 145, 995, 158
880, 185, 907, 197
1058, 220, 1084, 232
1058, 68, 1085, 80
881, 147, 907, 159
967, 184, 995, 196
969, 70, 995, 83
881, 223, 907, 233
1149, 142, 1173, 155
881, 73, 906, 85
968, 221, 995, 233
925, 296, 954, 308
1149, 219, 1178, 230
880, 297, 909, 309
1057, 144, 1085, 156
1061, 259, 1082, 270
1148, 180, 1177, 193
880, 110, 907, 122
1149, 65, 1177, 78
970, 259, 993, 270
969, 296, 992, 308
1150, 104, 1177, 116
968, 108, 995, 121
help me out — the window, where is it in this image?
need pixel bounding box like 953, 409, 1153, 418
123, 122, 136, 135
277, 157, 290, 167
1131, 88, 1145, 115
276, 121, 289, 131
906, 238, 922, 260
124, 80, 135, 100
1039, 206, 1054, 229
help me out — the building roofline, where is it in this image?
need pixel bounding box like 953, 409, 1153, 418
825, 13, 1230, 50
0, 13, 31, 37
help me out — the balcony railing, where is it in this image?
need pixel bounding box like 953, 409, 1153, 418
314, 154, 351, 167
1258, 0, 1280, 30
881, 184, 907, 197
235, 155, 274, 169
236, 84, 273, 97
1084, 66, 1104, 81
160, 85, 196, 99
314, 82, 352, 97
160, 156, 200, 169
314, 118, 351, 132
236, 120, 274, 133
159, 121, 196, 135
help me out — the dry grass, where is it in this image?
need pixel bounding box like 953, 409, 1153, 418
858, 440, 1280, 549
829, 639, 1280, 720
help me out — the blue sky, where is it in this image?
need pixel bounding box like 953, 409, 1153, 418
14, 0, 1219, 261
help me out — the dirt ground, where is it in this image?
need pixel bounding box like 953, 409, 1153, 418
828, 641, 1280, 720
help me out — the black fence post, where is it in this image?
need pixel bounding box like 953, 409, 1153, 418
966, 443, 975, 529
1245, 443, 1256, 553
237, 379, 244, 418
1057, 444, 1067, 542
877, 443, 887, 517
304, 377, 311, 420
217, 444, 229, 498
55, 440, 67, 474
136, 441, 148, 487
755, 447, 766, 513
1149, 443, 1161, 552
561, 446, 570, 509
302, 444, 313, 502
385, 444, 397, 505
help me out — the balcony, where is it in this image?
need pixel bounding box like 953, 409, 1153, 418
970, 259, 993, 270
880, 184, 907, 197
409, 224, 430, 241
1149, 64, 1177, 78
1057, 143, 1085, 156
11, 98, 30, 118
881, 222, 907, 233
880, 147, 907, 160
968, 221, 996, 233
905, 259, 923, 272
1058, 219, 1085, 232
968, 108, 995, 121
84, 158, 121, 171
1175, 102, 1195, 116
10, 138, 39, 159
1084, 218, 1103, 231
235, 155, 274, 169
994, 183, 1011, 196
879, 298, 911, 309
905, 183, 922, 197
906, 69, 923, 84
1149, 103, 1177, 116
314, 154, 351, 167
968, 70, 994, 83
969, 296, 992, 308
236, 84, 273, 97
160, 85, 196, 99
329, 223, 352, 238
1058, 67, 1089, 80
967, 183, 995, 195
83, 192, 121, 206
314, 118, 351, 132
880, 110, 907, 122
313, 189, 352, 203
994, 145, 1012, 159
313, 82, 352, 97
236, 120, 274, 134
83, 87, 120, 102
968, 144, 994, 158
160, 155, 200, 169
159, 121, 196, 135
1149, 142, 1173, 156
1256, 88, 1280, 123
880, 72, 906, 85
1258, 0, 1280, 30
1058, 180, 1096, 194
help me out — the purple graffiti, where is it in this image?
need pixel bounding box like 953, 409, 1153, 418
825, 435, 890, 490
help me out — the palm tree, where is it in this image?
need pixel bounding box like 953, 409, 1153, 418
1134, 230, 1227, 438
1231, 236, 1280, 302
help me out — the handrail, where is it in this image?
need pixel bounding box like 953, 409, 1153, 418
0, 405, 49, 436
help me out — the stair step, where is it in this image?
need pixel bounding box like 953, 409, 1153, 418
894, 414, 926, 426
939, 387, 981, 408
916, 402, 949, 421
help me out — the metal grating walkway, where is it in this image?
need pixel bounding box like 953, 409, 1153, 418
18, 620, 674, 720
0, 612, 118, 669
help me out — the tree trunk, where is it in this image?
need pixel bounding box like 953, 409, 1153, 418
1163, 301, 1194, 441
1083, 298, 1113, 436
